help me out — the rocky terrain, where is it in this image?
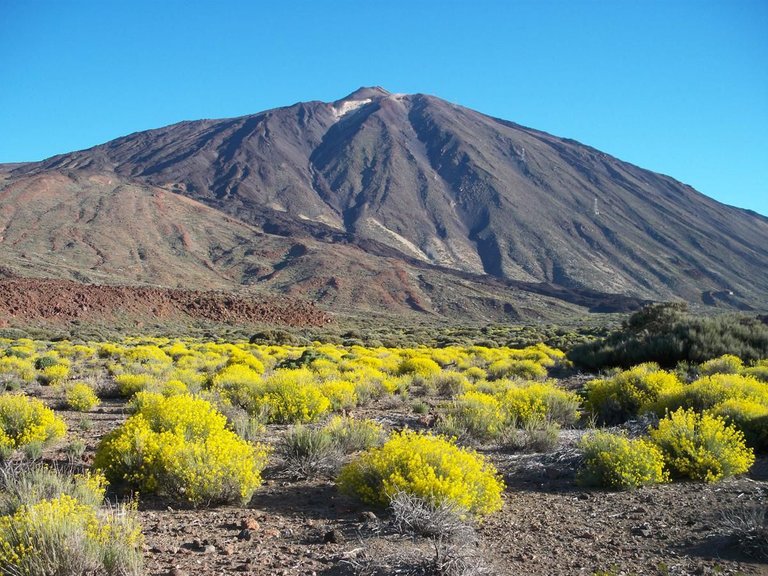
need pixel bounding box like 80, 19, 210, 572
43, 390, 768, 576
0, 276, 331, 329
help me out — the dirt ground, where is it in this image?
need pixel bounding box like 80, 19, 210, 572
29, 385, 765, 576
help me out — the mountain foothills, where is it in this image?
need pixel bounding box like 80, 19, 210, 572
1, 87, 767, 321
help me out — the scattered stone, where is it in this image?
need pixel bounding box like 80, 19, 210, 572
222, 543, 236, 555
631, 524, 653, 538
237, 528, 253, 541
203, 544, 216, 554
168, 568, 187, 576
359, 511, 378, 522
323, 529, 345, 544
242, 517, 260, 531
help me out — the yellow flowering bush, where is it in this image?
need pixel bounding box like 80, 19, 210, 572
64, 382, 101, 412
398, 357, 442, 378
699, 354, 744, 376
0, 394, 67, 455
94, 393, 270, 506
0, 494, 143, 576
319, 379, 358, 411
210, 363, 263, 405
338, 430, 504, 517
487, 359, 547, 381
649, 408, 755, 482
39, 362, 70, 385
114, 373, 160, 397
122, 344, 171, 364
497, 381, 581, 426
652, 373, 768, 414
578, 431, 668, 489
247, 369, 331, 424
711, 399, 768, 451
0, 356, 36, 386
586, 363, 681, 423
445, 391, 507, 441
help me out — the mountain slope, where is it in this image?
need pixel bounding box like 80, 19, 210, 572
4, 87, 768, 314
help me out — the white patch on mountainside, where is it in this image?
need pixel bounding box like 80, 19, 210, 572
332, 98, 371, 119
297, 212, 343, 229
365, 218, 431, 261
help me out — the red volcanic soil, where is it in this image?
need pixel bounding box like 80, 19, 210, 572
0, 277, 332, 328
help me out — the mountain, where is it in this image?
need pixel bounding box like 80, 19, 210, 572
2, 87, 767, 320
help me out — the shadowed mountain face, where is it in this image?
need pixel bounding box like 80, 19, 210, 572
3, 87, 768, 317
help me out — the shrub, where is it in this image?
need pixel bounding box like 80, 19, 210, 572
711, 399, 768, 451
569, 303, 768, 369
34, 354, 60, 370
114, 373, 159, 397
39, 363, 70, 385
338, 430, 504, 517
64, 382, 100, 412
651, 373, 768, 415
578, 431, 668, 489
506, 416, 561, 453
249, 369, 331, 424
442, 391, 507, 442
719, 501, 768, 560
277, 425, 340, 478
497, 381, 581, 426
433, 370, 470, 397
699, 354, 744, 376
487, 359, 547, 381
586, 363, 681, 424
0, 394, 67, 458
94, 393, 270, 506
0, 494, 143, 576
0, 356, 36, 387
649, 408, 755, 482
0, 466, 107, 515
398, 357, 442, 378
744, 364, 768, 383
319, 379, 357, 411
323, 416, 385, 453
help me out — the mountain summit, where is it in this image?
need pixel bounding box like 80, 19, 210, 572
2, 88, 767, 318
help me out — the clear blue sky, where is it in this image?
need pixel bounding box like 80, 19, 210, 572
1, 0, 766, 215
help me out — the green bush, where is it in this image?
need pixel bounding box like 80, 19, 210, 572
569, 303, 768, 369
649, 408, 755, 482
578, 431, 668, 489
324, 416, 385, 453
338, 430, 504, 517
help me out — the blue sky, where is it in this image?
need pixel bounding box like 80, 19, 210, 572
1, 0, 766, 215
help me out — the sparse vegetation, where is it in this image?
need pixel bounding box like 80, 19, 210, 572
0, 332, 763, 574
570, 303, 768, 369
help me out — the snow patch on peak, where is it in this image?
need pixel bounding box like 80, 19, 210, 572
332, 98, 371, 119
